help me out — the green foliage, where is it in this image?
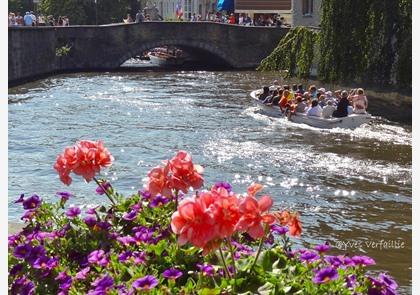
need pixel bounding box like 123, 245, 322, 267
8, 0, 33, 14
318, 0, 411, 87
55, 44, 72, 57
260, 0, 411, 87
39, 0, 88, 24
37, 0, 132, 25
257, 27, 317, 79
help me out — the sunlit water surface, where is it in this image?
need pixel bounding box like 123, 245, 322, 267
8, 71, 412, 293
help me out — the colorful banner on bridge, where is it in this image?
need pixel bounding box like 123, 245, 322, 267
217, 0, 234, 12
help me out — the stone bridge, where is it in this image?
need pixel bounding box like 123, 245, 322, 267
8, 22, 289, 84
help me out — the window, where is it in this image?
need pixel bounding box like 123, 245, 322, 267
302, 0, 313, 16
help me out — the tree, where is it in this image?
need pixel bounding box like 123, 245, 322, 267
8, 0, 34, 14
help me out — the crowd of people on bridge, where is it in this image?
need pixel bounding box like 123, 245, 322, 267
8, 11, 70, 27
258, 82, 369, 118
122, 6, 289, 27
199, 12, 289, 27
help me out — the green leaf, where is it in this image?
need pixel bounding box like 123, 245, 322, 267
257, 282, 275, 295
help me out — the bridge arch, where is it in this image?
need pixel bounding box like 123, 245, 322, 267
117, 39, 236, 68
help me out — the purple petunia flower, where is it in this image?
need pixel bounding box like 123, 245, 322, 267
96, 182, 112, 195
132, 275, 158, 290
21, 210, 37, 221
313, 266, 339, 284
26, 245, 47, 264
132, 251, 147, 265
368, 273, 398, 295
346, 274, 357, 289
271, 224, 289, 235
299, 250, 320, 263
162, 268, 183, 280
117, 235, 136, 246
11, 276, 35, 295
9, 263, 24, 276
314, 242, 330, 253
86, 206, 99, 215
83, 216, 97, 227
91, 275, 114, 291
66, 207, 81, 218
139, 190, 152, 201
325, 255, 345, 268
8, 234, 21, 247
75, 267, 90, 280
55, 271, 73, 292
352, 255, 376, 266
118, 251, 132, 262
122, 209, 138, 221
149, 195, 170, 208
88, 250, 109, 267
13, 243, 32, 259
22, 195, 41, 210
214, 181, 232, 192
15, 194, 25, 203
197, 263, 215, 277
32, 256, 58, 271
56, 191, 72, 203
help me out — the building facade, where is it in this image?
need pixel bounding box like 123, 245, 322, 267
291, 0, 321, 27
152, 0, 218, 20
234, 0, 321, 27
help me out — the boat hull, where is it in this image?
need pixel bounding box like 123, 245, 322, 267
148, 53, 184, 66
250, 90, 284, 118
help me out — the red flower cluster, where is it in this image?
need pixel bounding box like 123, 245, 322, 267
54, 140, 114, 185
171, 183, 276, 254
147, 151, 204, 198
273, 210, 302, 237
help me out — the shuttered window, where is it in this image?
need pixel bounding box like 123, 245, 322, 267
302, 0, 313, 15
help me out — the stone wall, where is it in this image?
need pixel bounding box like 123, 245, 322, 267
8, 22, 289, 85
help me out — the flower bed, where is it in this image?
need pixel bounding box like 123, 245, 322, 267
8, 140, 399, 294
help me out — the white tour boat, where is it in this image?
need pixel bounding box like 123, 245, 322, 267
250, 89, 373, 129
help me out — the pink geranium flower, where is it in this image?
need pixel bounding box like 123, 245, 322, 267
146, 151, 204, 198
235, 195, 276, 239
54, 140, 113, 185
171, 197, 216, 249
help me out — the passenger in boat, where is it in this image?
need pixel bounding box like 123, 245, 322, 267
293, 96, 307, 114
318, 95, 326, 107
322, 100, 336, 118
263, 89, 279, 105
296, 84, 305, 95
306, 100, 323, 117
325, 91, 336, 105
350, 88, 368, 114
308, 85, 317, 99
318, 88, 326, 95
272, 80, 280, 88
271, 89, 283, 106
283, 85, 294, 101
334, 90, 342, 100
123, 14, 133, 23
332, 90, 350, 118
259, 86, 271, 101
279, 90, 291, 112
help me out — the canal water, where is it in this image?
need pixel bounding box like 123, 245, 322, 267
8, 71, 412, 293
